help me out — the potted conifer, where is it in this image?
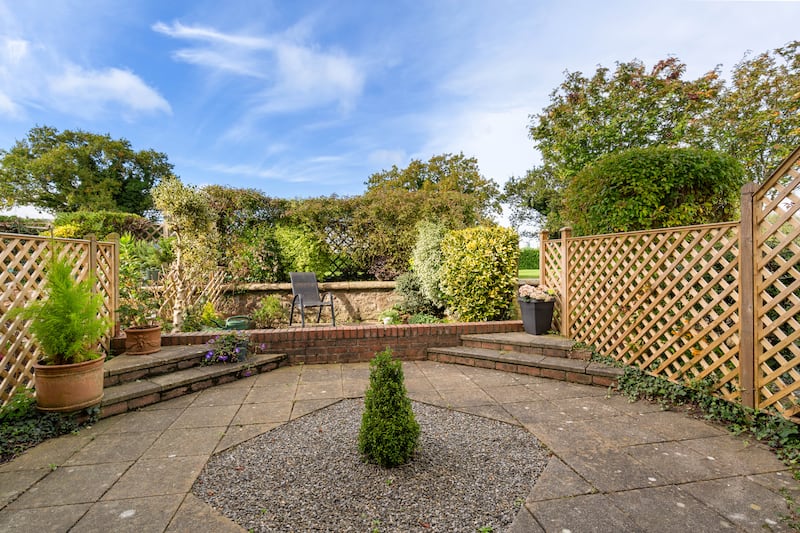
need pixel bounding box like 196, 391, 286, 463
11, 254, 111, 412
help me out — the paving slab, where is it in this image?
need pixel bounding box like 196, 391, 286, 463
526, 457, 595, 502
626, 441, 728, 484
557, 447, 667, 492
215, 423, 280, 453
191, 386, 252, 407
580, 414, 668, 448
141, 427, 225, 459
71, 494, 184, 533
294, 381, 343, 400
103, 408, 184, 433
101, 455, 208, 500
682, 434, 787, 476
289, 398, 340, 420
8, 462, 131, 508
437, 386, 496, 408
483, 384, 546, 403
230, 401, 293, 425
527, 493, 643, 532
165, 493, 246, 533
64, 431, 161, 466
0, 503, 92, 532
0, 434, 92, 472
0, 469, 48, 508
453, 404, 519, 425
634, 408, 728, 440
168, 405, 240, 429
682, 476, 794, 531
608, 485, 738, 532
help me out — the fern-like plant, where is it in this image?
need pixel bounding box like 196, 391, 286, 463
358, 348, 419, 467
11, 253, 110, 365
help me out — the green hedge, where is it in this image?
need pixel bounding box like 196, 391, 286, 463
440, 225, 519, 321
519, 247, 539, 269
52, 211, 154, 240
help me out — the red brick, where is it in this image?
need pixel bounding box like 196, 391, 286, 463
128, 392, 160, 409
162, 386, 189, 400
191, 379, 214, 391
592, 376, 617, 388
119, 369, 149, 382
566, 371, 593, 385
99, 401, 129, 419
104, 375, 119, 387
217, 374, 237, 384
474, 359, 495, 369
544, 348, 569, 358
541, 368, 566, 381
496, 362, 518, 373
178, 360, 195, 370
516, 365, 541, 376
454, 356, 477, 367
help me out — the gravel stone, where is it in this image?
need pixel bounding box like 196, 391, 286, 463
194, 399, 549, 532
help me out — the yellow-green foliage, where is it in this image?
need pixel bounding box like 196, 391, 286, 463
50, 223, 81, 239
440, 226, 519, 321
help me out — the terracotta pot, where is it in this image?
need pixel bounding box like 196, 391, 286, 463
124, 325, 162, 355
33, 355, 105, 412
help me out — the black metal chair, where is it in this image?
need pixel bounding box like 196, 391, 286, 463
289, 272, 336, 327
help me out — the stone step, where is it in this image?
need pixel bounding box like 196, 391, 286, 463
103, 344, 216, 387
99, 352, 286, 419
460, 332, 591, 359
427, 345, 622, 388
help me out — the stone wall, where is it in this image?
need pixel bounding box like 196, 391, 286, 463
218, 281, 401, 324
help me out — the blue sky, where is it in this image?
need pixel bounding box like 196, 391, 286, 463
2, 0, 800, 220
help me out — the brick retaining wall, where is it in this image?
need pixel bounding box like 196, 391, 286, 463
160, 321, 524, 364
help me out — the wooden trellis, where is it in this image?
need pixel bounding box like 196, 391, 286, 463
0, 234, 117, 405
542, 146, 800, 419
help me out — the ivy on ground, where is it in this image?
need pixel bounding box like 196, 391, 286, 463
0, 388, 99, 464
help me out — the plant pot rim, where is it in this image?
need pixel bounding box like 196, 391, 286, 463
124, 324, 162, 331
33, 354, 106, 370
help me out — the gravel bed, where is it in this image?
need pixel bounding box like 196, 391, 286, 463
193, 399, 549, 532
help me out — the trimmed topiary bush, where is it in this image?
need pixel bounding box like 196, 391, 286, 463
358, 348, 419, 468
440, 225, 519, 321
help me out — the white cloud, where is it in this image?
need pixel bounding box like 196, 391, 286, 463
49, 66, 171, 118
0, 33, 170, 120
154, 20, 364, 114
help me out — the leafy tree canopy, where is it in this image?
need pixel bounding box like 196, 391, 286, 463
564, 146, 745, 236
0, 125, 172, 215
505, 41, 800, 235
365, 152, 501, 219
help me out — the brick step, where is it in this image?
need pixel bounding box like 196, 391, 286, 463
460, 332, 590, 359
99, 352, 286, 418
427, 346, 622, 388
104, 344, 233, 387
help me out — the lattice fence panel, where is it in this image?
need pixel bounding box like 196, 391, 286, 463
541, 237, 564, 330
156, 266, 226, 325
565, 223, 741, 401
754, 148, 800, 417
0, 234, 117, 406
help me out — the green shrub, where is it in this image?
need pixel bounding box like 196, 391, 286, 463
394, 272, 442, 316
440, 226, 519, 321
226, 223, 283, 283
564, 146, 745, 235
408, 313, 441, 324
252, 295, 286, 328
52, 211, 155, 240
274, 224, 332, 281
378, 308, 402, 325
519, 248, 539, 270
411, 221, 447, 309
200, 302, 222, 327
358, 348, 420, 467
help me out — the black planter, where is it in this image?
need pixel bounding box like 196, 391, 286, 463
518, 299, 554, 335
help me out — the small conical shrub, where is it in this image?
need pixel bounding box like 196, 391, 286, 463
358, 348, 420, 467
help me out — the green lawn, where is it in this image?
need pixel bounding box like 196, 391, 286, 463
519, 269, 540, 279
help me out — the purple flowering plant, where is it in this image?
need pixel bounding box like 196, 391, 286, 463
202, 331, 250, 365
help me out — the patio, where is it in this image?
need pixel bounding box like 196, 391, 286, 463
0, 360, 795, 532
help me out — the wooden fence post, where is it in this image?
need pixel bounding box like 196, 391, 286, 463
87, 234, 97, 292
739, 183, 758, 409
560, 227, 572, 337
109, 233, 121, 337
539, 230, 549, 286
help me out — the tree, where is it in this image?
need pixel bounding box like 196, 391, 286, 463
365, 152, 501, 219
509, 42, 800, 234
0, 126, 172, 215
151, 176, 218, 329
563, 146, 744, 236
711, 41, 800, 183
530, 57, 721, 179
